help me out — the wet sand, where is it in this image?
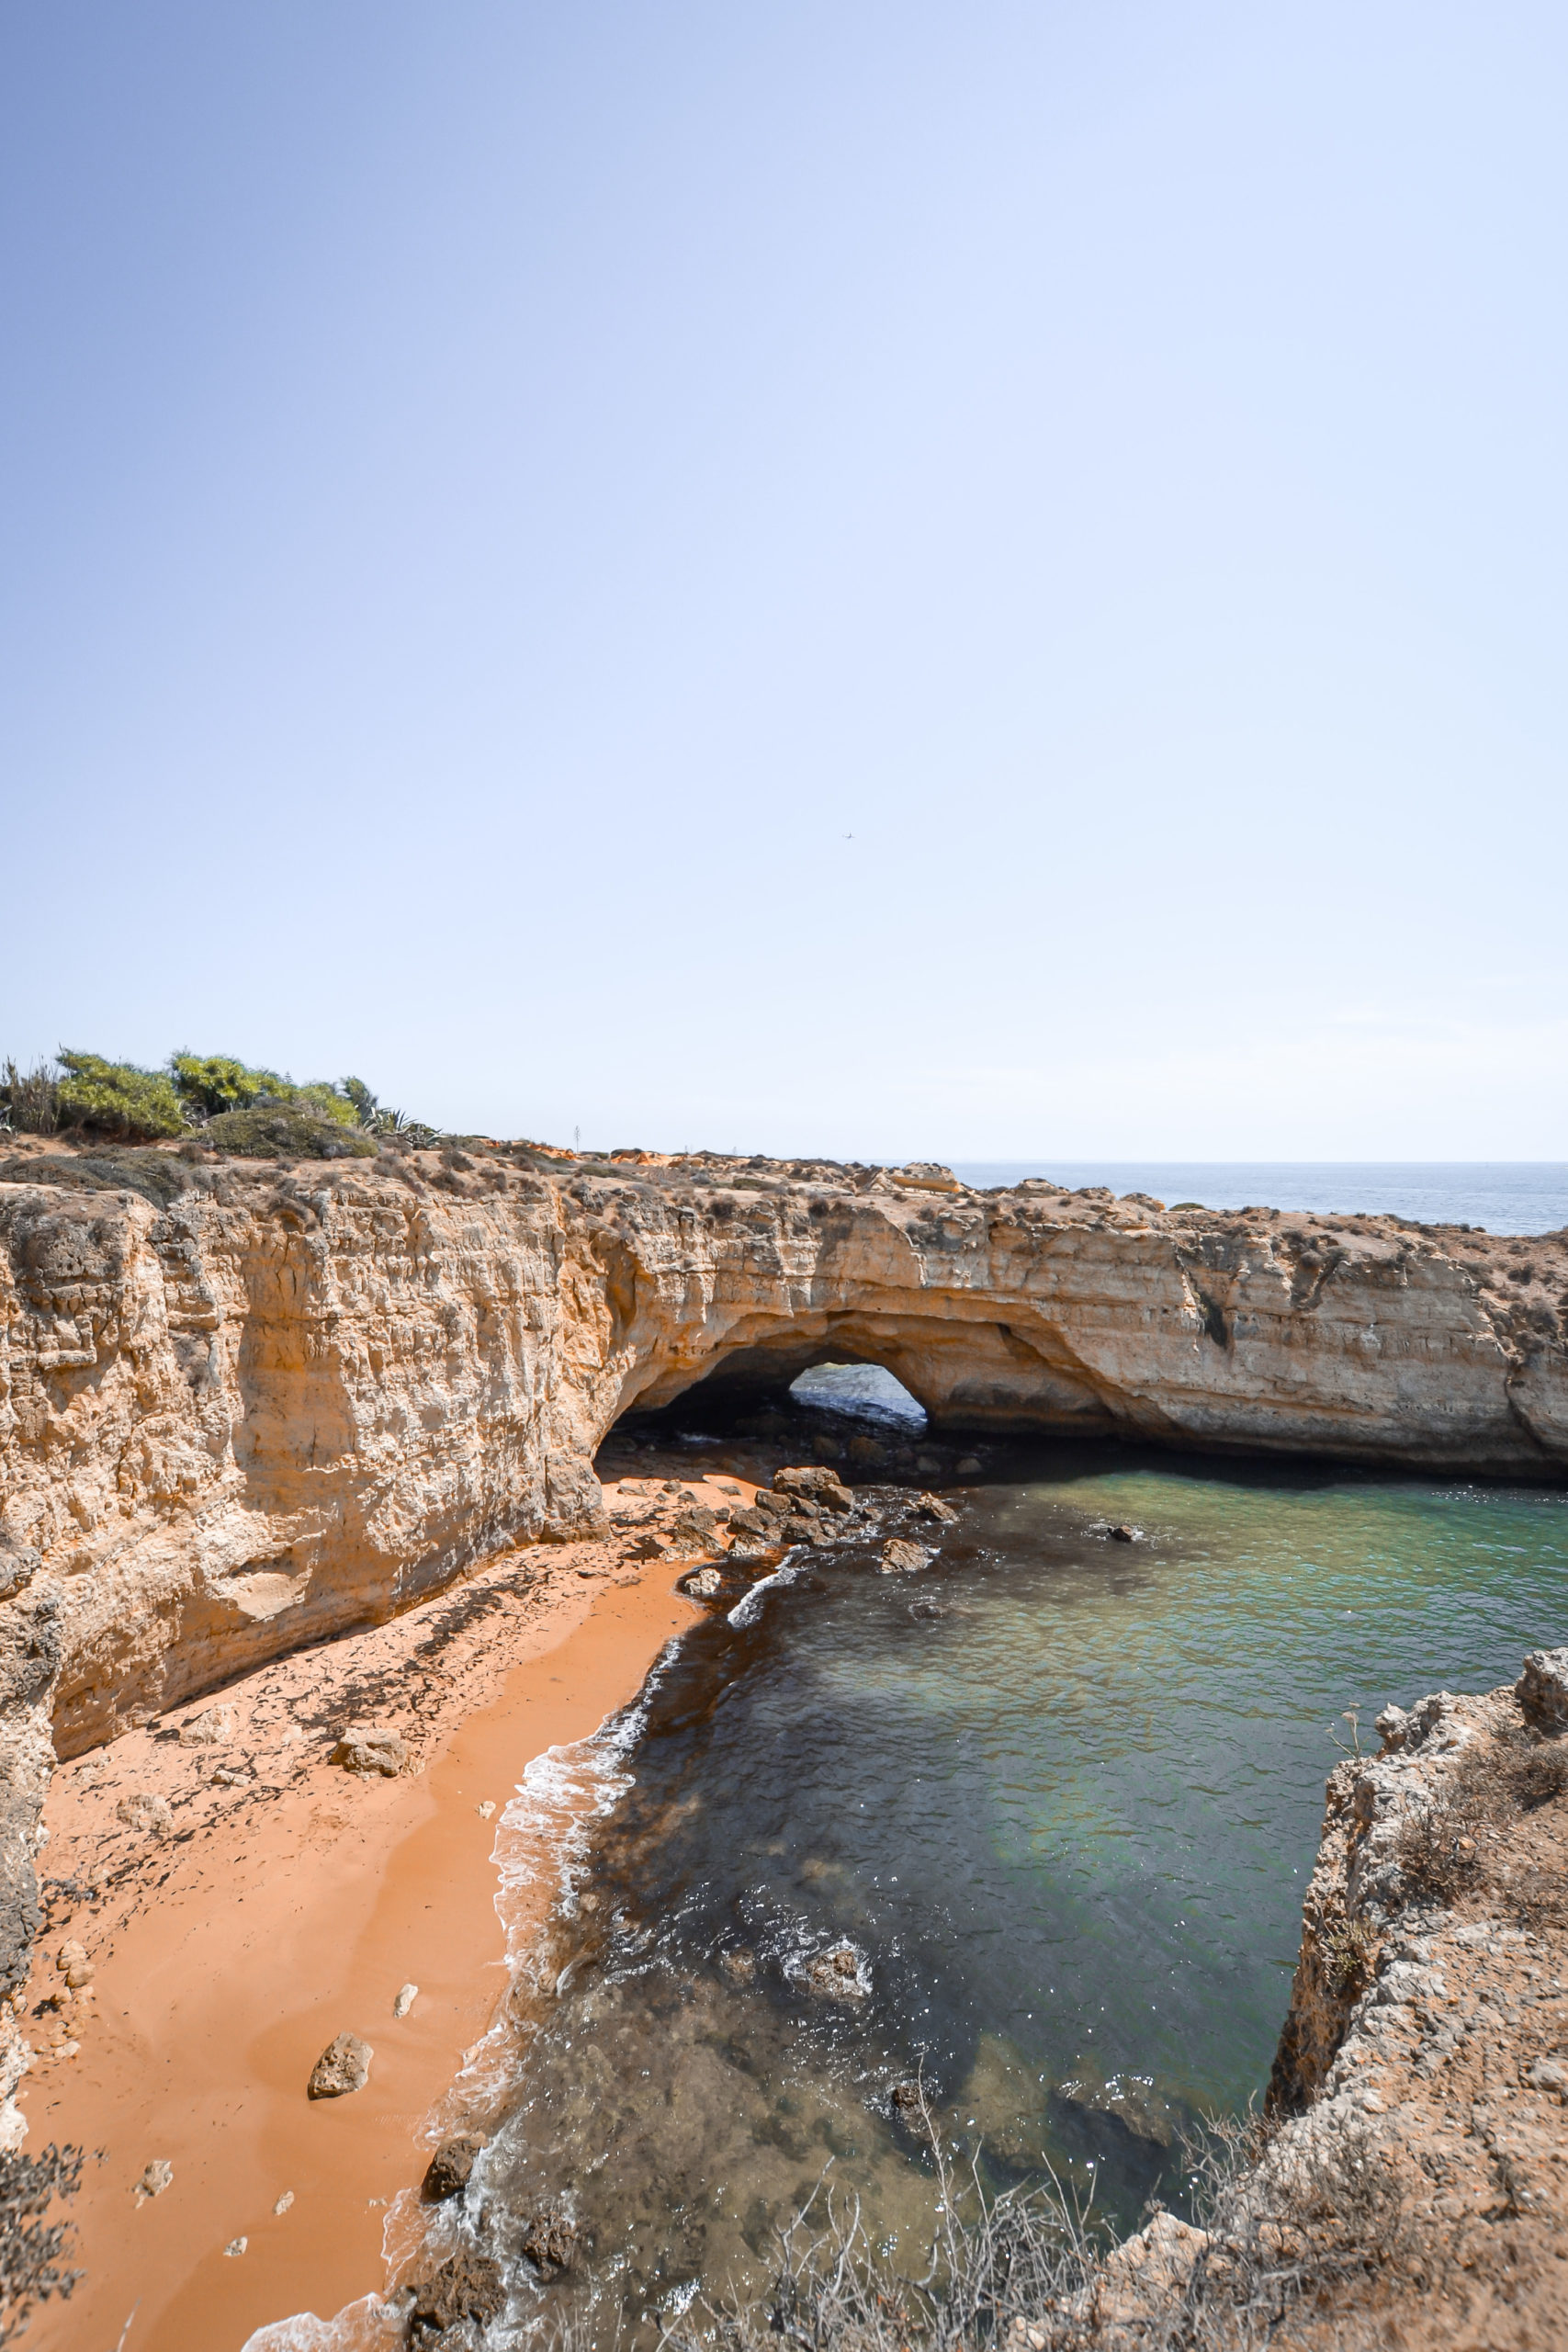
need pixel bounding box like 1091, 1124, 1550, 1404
21, 1478, 743, 2352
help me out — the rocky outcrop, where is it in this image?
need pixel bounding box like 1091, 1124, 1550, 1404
1252, 1668, 1568, 2346
1, 1144, 1565, 2001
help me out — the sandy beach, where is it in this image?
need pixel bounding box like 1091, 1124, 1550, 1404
17, 1476, 749, 2352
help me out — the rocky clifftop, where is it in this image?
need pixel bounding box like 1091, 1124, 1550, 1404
1, 1139, 1565, 1995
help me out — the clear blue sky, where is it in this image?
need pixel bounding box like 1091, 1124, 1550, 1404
4, 4, 1564, 1159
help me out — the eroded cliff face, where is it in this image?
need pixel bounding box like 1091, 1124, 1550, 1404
2, 1149, 1565, 1764
1, 1144, 1566, 1996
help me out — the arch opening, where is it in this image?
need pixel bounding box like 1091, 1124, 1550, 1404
786, 1360, 926, 1430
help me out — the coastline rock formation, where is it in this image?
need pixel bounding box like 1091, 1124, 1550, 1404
1, 1140, 1565, 2005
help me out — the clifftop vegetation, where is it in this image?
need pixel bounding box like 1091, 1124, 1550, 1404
0, 1050, 438, 1149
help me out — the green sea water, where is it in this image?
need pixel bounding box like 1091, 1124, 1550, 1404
478, 1438, 1567, 2335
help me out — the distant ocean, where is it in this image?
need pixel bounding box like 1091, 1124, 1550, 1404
948, 1162, 1568, 1238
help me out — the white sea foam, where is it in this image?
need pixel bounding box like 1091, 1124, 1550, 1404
243, 1641, 685, 2352
242, 2290, 404, 2352
727, 1546, 810, 1628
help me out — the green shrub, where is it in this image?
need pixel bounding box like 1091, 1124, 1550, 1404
0, 1061, 59, 1136
202, 1107, 377, 1160
55, 1052, 184, 1142
169, 1054, 358, 1128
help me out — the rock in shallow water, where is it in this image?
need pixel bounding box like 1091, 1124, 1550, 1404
421, 2134, 481, 2201
521, 2206, 579, 2276
407, 2248, 506, 2347
881, 1539, 932, 1575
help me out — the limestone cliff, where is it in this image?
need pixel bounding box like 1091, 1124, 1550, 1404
1, 1144, 1565, 1996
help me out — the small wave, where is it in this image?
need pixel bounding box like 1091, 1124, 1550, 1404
245, 1642, 688, 2352
242, 2291, 404, 2352
727, 1547, 809, 1629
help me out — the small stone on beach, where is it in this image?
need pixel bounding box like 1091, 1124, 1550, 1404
223, 2236, 247, 2256
116, 1791, 173, 1838
274, 2189, 295, 2214
394, 1983, 418, 2017
136, 2159, 173, 2200
476, 1801, 495, 1819
332, 1724, 409, 1779
179, 1705, 235, 1747
308, 2031, 373, 2098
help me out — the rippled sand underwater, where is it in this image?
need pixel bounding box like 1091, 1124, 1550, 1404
470, 1430, 1568, 2342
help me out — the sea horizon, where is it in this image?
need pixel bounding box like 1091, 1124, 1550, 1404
947, 1159, 1568, 1237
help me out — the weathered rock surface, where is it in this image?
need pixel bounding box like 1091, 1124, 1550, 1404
307, 2030, 372, 2098
406, 2246, 506, 2347
420, 2133, 480, 2202
1517, 1646, 1568, 1733
1248, 1665, 1568, 2345
332, 1723, 409, 1779
1, 1146, 1565, 2001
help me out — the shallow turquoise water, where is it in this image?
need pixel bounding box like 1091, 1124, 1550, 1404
483, 1438, 1568, 2332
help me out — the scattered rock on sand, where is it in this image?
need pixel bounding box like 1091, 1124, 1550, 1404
115, 1792, 172, 1838
332, 1724, 409, 1779
476, 1800, 496, 1819
135, 2159, 173, 2200
223, 2236, 247, 2256
881, 1539, 931, 1576
407, 2248, 506, 2347
394, 1983, 418, 2017
307, 2032, 373, 2098
273, 2189, 295, 2214
178, 1704, 235, 1747
421, 2134, 481, 2202
56, 1939, 94, 1989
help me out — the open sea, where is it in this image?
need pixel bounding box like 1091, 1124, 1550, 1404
949, 1162, 1568, 1237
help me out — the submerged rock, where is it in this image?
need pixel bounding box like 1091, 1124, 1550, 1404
521, 2207, 579, 2276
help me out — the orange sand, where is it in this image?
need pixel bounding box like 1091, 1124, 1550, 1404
22, 1483, 744, 2352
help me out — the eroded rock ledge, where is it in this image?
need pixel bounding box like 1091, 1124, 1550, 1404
0, 1140, 1565, 1995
